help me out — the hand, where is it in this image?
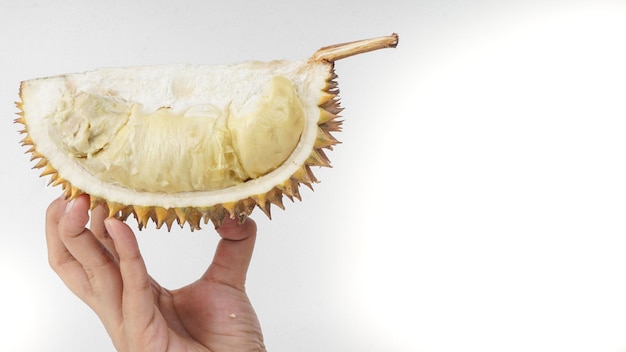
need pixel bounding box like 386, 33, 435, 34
46, 194, 265, 351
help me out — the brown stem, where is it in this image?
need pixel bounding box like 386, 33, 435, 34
311, 33, 399, 62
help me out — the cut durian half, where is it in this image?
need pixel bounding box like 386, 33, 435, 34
16, 33, 398, 230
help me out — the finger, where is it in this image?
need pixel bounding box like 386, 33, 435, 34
45, 196, 83, 278
205, 217, 257, 290
89, 201, 119, 261
53, 195, 126, 320
57, 194, 117, 274
105, 218, 159, 336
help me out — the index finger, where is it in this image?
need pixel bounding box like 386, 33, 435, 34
45, 196, 76, 272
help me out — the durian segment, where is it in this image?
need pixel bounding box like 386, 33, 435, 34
228, 76, 306, 179
44, 75, 305, 193
17, 33, 398, 230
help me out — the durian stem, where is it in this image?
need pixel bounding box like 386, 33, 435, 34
312, 33, 399, 62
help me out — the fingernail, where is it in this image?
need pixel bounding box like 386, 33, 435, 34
104, 218, 116, 240
64, 198, 76, 214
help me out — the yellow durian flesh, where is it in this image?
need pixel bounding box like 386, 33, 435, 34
47, 75, 305, 193
17, 34, 398, 230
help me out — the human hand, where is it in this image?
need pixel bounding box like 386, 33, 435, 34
46, 194, 265, 351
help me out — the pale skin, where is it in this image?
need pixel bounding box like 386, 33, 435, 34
46, 194, 265, 351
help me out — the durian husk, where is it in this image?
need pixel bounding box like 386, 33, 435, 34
16, 33, 398, 230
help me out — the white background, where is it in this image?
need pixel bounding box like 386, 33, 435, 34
2, 0, 626, 351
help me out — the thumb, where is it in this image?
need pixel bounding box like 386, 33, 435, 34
205, 217, 257, 290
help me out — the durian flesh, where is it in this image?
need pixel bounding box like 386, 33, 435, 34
17, 34, 398, 230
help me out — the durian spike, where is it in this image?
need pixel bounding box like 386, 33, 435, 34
152, 207, 170, 230
174, 207, 190, 227
234, 198, 256, 223
119, 207, 134, 221
29, 151, 44, 161
186, 209, 204, 231
106, 201, 127, 218
89, 197, 100, 211
133, 206, 152, 230
68, 186, 81, 200
266, 188, 285, 210
315, 127, 340, 150
254, 193, 272, 219
312, 33, 399, 62
207, 206, 228, 229
291, 166, 316, 191
34, 159, 50, 171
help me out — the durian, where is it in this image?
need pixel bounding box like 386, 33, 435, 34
16, 33, 399, 230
